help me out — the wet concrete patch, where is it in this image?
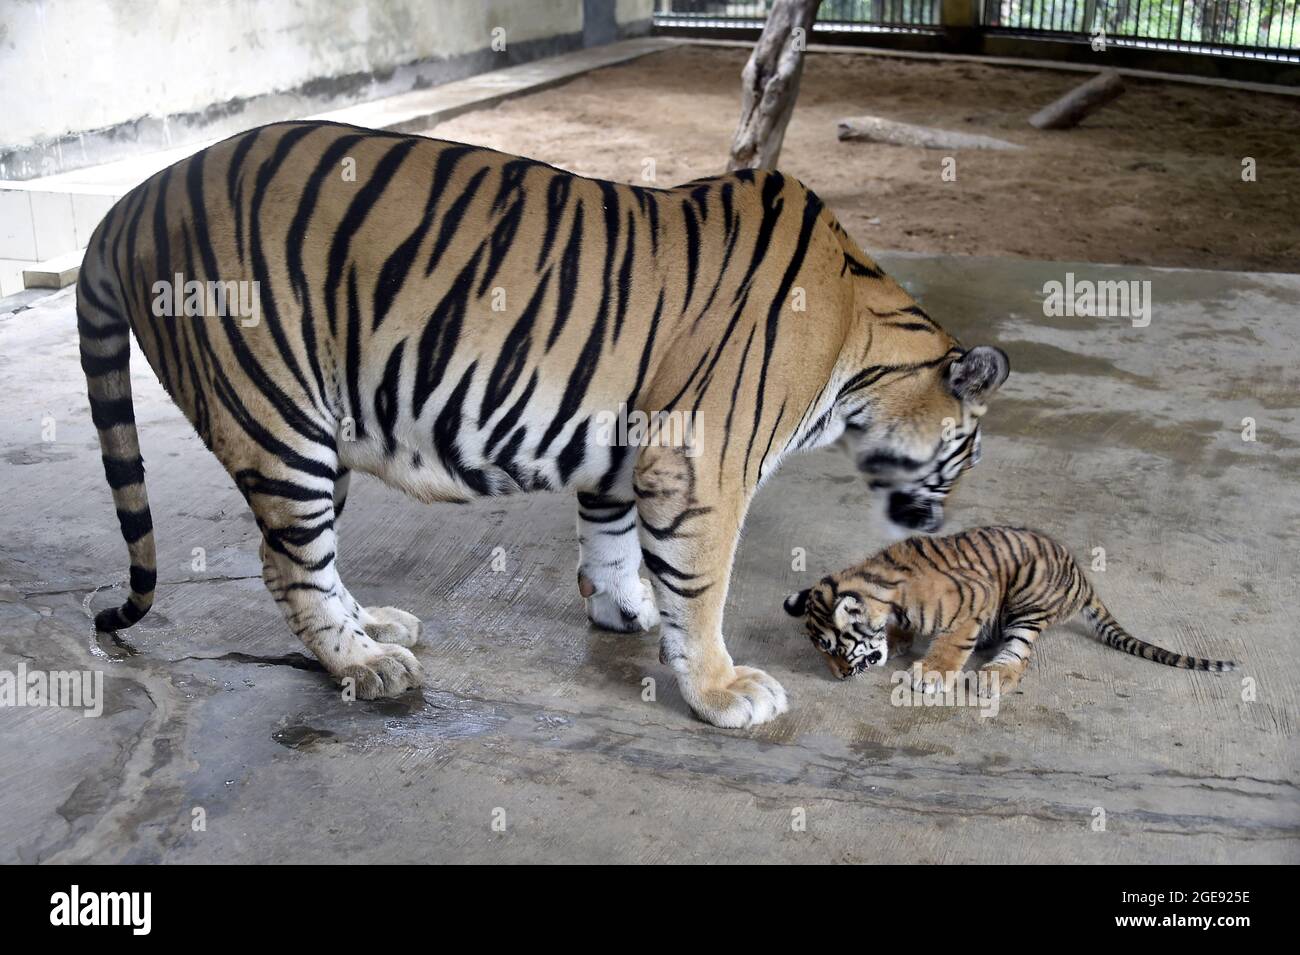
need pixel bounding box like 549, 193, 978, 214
3, 446, 76, 467
272, 724, 338, 751
992, 398, 1226, 462
1209, 381, 1300, 411
996, 340, 1157, 386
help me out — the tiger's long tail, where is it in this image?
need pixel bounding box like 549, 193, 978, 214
78, 264, 157, 632
1078, 588, 1234, 672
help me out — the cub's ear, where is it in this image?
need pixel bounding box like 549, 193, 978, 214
783, 589, 811, 617
832, 595, 863, 631
947, 345, 1010, 402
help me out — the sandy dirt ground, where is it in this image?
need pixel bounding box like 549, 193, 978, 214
429, 45, 1300, 272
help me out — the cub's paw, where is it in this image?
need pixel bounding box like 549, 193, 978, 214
911, 666, 946, 695
585, 577, 660, 633
339, 643, 424, 699
977, 663, 1021, 699
685, 665, 789, 729
361, 606, 423, 648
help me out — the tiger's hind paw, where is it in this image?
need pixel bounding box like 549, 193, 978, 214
361, 606, 423, 648
338, 643, 424, 700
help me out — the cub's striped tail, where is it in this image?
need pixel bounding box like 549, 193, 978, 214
78, 268, 157, 632
1079, 591, 1234, 672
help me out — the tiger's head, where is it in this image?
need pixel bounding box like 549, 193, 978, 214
783, 581, 890, 680
837, 345, 1009, 537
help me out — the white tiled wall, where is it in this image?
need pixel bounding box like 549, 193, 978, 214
0, 259, 30, 297
72, 194, 118, 248
0, 190, 38, 260
30, 191, 78, 260
0, 187, 117, 295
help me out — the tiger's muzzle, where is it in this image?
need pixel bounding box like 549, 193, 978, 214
887, 491, 943, 534
814, 640, 888, 680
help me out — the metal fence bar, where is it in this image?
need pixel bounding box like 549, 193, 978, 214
653, 0, 944, 31
654, 0, 1300, 59
972, 0, 1300, 57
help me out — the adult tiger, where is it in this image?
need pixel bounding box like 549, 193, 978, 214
78, 120, 1009, 728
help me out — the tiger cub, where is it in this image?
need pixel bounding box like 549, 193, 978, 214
783, 526, 1235, 698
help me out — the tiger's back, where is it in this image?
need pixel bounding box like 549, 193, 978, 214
88, 124, 870, 499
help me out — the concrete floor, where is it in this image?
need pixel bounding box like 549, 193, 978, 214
1, 253, 1296, 863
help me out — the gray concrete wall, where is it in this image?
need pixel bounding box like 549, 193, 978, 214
0, 0, 654, 180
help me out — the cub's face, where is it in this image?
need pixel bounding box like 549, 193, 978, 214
784, 584, 890, 680
839, 346, 1009, 537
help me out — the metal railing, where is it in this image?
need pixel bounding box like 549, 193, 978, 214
982, 1, 1300, 58
653, 1, 943, 33
654, 0, 1300, 58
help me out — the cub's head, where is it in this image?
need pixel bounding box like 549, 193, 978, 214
783, 581, 891, 680
839, 345, 1009, 537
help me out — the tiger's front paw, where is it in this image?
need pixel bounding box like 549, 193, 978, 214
583, 576, 660, 633
682, 665, 789, 729
977, 662, 1023, 699
912, 663, 964, 695
911, 662, 952, 695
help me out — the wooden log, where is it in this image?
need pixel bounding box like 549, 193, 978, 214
1028, 70, 1126, 130
836, 115, 1024, 151
727, 0, 820, 171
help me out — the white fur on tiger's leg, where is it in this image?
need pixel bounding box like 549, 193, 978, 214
333, 468, 352, 518
634, 447, 787, 729
576, 491, 660, 633
340, 585, 422, 646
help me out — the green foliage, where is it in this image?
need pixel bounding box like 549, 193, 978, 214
982, 1, 1299, 48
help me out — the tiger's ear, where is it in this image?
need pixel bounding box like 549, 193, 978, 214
947, 346, 1010, 402
832, 595, 863, 630
784, 589, 811, 617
